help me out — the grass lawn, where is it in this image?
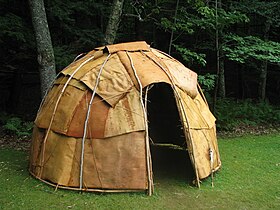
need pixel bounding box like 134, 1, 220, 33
0, 134, 279, 209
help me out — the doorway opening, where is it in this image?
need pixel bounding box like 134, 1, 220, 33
146, 83, 194, 182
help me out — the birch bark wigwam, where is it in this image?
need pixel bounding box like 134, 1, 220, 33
29, 41, 221, 195
29, 0, 56, 97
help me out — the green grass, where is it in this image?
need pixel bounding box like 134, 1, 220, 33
0, 134, 280, 209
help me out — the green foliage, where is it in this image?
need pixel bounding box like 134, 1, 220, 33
0, 0, 280, 118
1, 114, 33, 137
0, 13, 26, 43
173, 44, 206, 66
215, 98, 280, 131
162, 2, 248, 36
223, 34, 280, 64
0, 112, 9, 125
53, 46, 77, 71
157, 0, 250, 72
0, 5, 36, 73
231, 0, 280, 27
216, 9, 249, 30
197, 73, 216, 92
159, 17, 171, 30
45, 0, 109, 69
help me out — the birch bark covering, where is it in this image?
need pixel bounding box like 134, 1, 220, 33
29, 0, 56, 97
104, 0, 124, 45
29, 41, 221, 194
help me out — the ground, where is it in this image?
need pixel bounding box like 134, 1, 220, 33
218, 124, 280, 137
0, 127, 31, 151
1, 132, 280, 209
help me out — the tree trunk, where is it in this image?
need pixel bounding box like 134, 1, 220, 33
168, 0, 180, 55
258, 60, 268, 101
218, 49, 225, 98
103, 0, 125, 45
258, 21, 270, 101
29, 0, 56, 98
213, 0, 222, 111
216, 0, 225, 98
239, 65, 246, 99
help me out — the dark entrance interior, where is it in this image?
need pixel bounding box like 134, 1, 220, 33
147, 83, 194, 182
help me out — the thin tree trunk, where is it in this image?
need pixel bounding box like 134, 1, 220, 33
168, 0, 180, 55
152, 0, 158, 47
103, 0, 125, 45
239, 65, 246, 99
218, 49, 225, 98
212, 0, 220, 111
29, 0, 56, 97
258, 22, 270, 101
258, 60, 268, 101
217, 0, 225, 98
213, 0, 225, 112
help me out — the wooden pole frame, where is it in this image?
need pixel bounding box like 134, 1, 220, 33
142, 51, 201, 187
38, 55, 95, 177
79, 53, 111, 190
126, 51, 153, 196
30, 170, 145, 193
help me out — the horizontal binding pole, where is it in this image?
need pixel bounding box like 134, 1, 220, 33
151, 143, 186, 150
29, 170, 147, 193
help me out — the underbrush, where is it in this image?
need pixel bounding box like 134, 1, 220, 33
215, 99, 280, 132
0, 112, 33, 137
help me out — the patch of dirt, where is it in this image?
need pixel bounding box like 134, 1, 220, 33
218, 124, 280, 138
0, 128, 31, 151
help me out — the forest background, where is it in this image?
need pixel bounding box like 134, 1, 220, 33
0, 0, 280, 132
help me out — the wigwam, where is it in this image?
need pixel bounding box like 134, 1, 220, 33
29, 41, 221, 195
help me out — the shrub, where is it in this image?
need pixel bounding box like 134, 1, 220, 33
0, 113, 33, 137
215, 99, 280, 131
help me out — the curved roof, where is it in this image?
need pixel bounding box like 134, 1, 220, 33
35, 41, 214, 139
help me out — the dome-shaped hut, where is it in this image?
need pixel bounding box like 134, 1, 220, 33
29, 41, 221, 195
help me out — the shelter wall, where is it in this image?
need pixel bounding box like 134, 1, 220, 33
30, 127, 148, 190
175, 87, 221, 179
